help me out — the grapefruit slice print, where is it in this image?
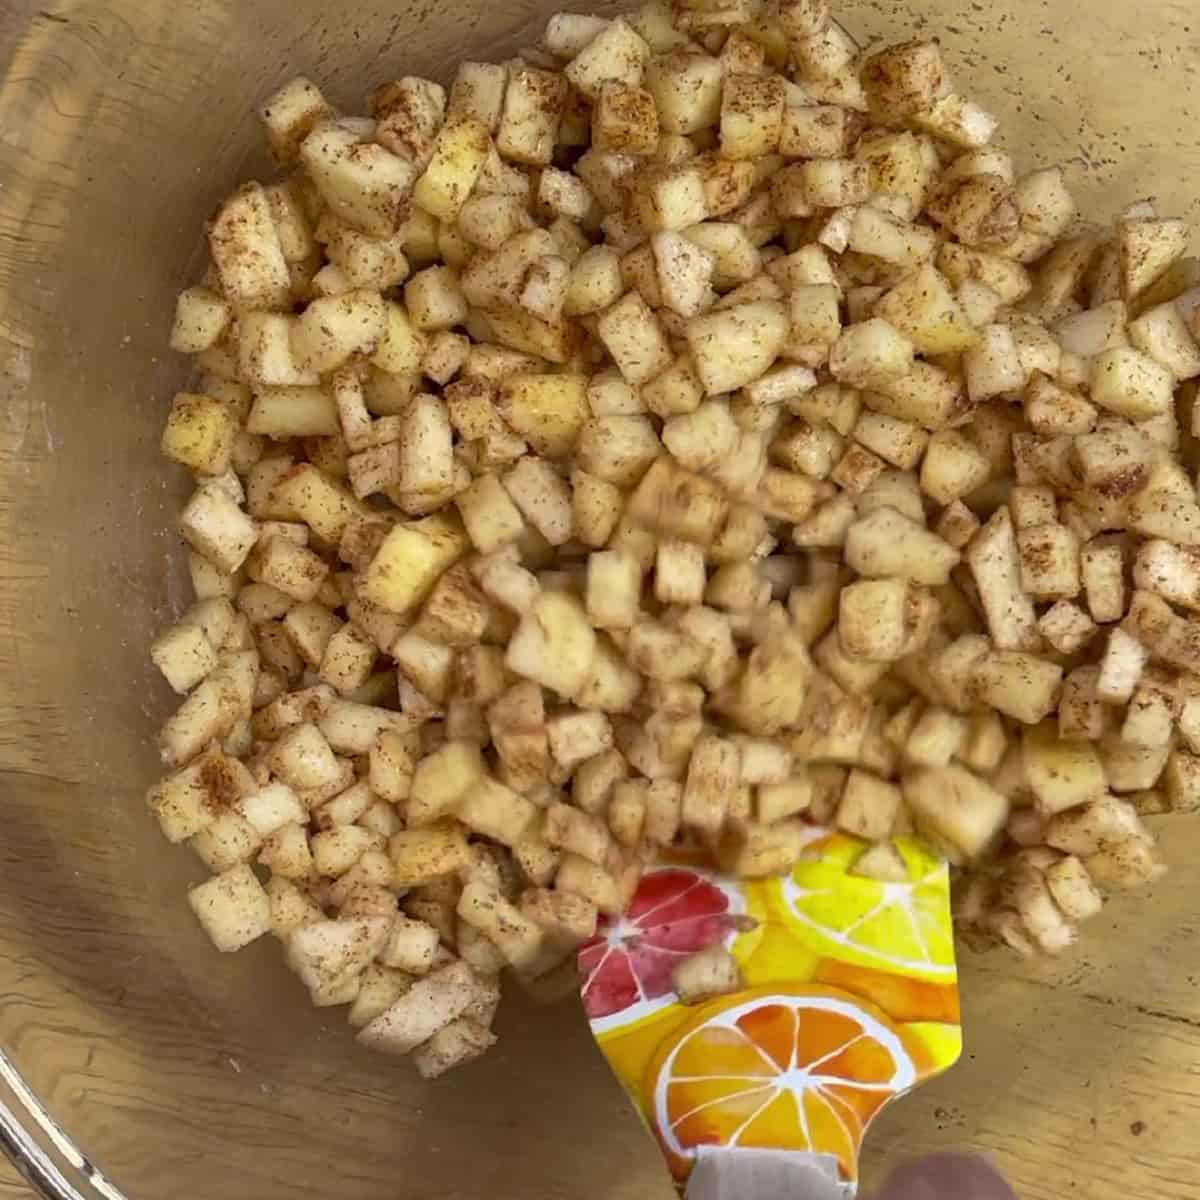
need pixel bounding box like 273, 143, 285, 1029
579, 868, 747, 1032
646, 985, 918, 1182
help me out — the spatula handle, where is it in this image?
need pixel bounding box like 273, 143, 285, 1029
685, 1151, 853, 1200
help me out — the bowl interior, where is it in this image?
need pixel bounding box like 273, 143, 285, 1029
2, 1, 1200, 1197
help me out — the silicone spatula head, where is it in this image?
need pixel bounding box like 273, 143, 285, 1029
577, 830, 962, 1198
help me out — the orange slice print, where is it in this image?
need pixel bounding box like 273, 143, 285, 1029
647, 985, 918, 1182
814, 959, 961, 1027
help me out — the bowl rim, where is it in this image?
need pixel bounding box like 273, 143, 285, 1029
0, 1049, 124, 1200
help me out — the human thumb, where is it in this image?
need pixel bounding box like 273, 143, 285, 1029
872, 1152, 1016, 1200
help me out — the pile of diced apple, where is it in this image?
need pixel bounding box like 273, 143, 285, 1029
150, 0, 1200, 1070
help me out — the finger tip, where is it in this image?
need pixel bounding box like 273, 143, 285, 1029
872, 1152, 1016, 1200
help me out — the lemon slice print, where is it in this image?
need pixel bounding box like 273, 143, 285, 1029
768, 835, 956, 983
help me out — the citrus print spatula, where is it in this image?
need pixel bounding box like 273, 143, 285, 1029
577, 832, 962, 1199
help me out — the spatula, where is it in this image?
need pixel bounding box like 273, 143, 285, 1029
577, 829, 962, 1199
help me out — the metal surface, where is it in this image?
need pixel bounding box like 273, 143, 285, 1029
686, 1150, 849, 1200
1, 2, 1200, 1198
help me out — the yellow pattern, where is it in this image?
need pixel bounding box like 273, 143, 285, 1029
584, 833, 962, 1194
768, 835, 956, 983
